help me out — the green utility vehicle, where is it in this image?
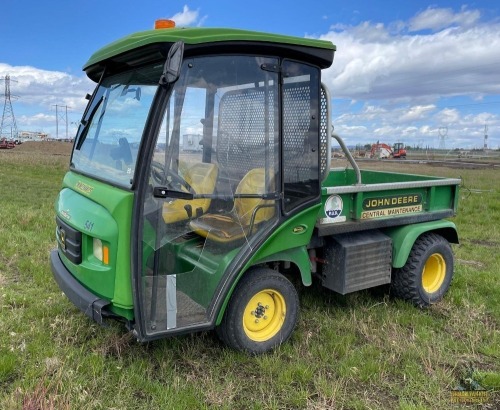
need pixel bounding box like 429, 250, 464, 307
51, 21, 460, 354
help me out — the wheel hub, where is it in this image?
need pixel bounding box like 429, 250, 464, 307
422, 253, 446, 293
251, 303, 268, 319
243, 290, 286, 342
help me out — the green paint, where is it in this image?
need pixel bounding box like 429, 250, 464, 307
252, 205, 321, 259
215, 205, 320, 325
253, 247, 312, 286
57, 171, 134, 312
320, 169, 460, 222
84, 27, 335, 70
383, 220, 458, 268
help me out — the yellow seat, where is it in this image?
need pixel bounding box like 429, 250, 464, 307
189, 168, 275, 243
162, 162, 218, 224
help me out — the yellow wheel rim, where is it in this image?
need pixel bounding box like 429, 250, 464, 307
422, 253, 446, 293
243, 289, 286, 342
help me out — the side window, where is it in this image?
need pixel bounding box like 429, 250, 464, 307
178, 87, 206, 171
282, 61, 320, 213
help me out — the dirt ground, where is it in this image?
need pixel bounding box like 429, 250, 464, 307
12, 141, 73, 156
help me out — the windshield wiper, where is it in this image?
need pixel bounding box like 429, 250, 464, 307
75, 96, 104, 150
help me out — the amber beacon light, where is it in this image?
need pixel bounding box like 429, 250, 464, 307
155, 19, 176, 29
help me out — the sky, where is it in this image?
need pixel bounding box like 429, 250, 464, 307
1, 0, 500, 149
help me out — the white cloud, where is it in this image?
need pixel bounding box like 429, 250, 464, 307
321, 20, 500, 100
409, 6, 480, 32
1, 5, 498, 148
17, 113, 55, 127
169, 5, 202, 27
399, 105, 436, 122
434, 108, 460, 124
0, 63, 92, 111
0, 63, 93, 136
317, 6, 500, 148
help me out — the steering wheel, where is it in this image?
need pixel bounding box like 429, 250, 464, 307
151, 161, 196, 195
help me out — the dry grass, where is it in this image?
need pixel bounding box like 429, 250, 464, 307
13, 141, 73, 155
0, 143, 498, 409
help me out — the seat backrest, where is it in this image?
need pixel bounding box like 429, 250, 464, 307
234, 168, 275, 226
162, 162, 218, 224
185, 162, 218, 194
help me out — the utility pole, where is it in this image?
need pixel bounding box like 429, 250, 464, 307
0, 75, 19, 140
53, 104, 71, 139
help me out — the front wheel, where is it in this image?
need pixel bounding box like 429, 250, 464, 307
391, 233, 454, 307
216, 268, 299, 354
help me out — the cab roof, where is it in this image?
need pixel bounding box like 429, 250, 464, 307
83, 27, 336, 81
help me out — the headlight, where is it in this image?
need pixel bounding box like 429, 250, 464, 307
93, 238, 109, 265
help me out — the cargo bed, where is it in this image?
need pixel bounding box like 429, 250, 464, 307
318, 168, 460, 236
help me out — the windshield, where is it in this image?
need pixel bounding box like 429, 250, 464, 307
71, 64, 163, 188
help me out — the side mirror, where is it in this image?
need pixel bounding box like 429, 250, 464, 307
120, 86, 142, 101
160, 41, 184, 85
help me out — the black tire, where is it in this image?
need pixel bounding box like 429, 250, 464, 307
216, 268, 299, 354
391, 233, 454, 307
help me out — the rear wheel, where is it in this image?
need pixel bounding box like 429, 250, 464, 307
391, 233, 454, 307
216, 268, 299, 354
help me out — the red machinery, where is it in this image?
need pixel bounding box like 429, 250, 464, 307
370, 142, 406, 159
0, 138, 15, 149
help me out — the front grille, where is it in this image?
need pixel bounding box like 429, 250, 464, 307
56, 216, 82, 264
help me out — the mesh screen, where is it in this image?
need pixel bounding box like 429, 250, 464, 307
216, 88, 275, 174
320, 86, 329, 179
282, 84, 314, 183
215, 79, 326, 182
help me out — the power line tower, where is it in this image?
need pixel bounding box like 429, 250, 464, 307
483, 124, 488, 150
0, 75, 19, 140
438, 126, 448, 150
53, 104, 71, 139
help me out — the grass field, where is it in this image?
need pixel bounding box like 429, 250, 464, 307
0, 144, 499, 409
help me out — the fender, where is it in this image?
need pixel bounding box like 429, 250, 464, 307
383, 220, 459, 268
252, 246, 312, 286
214, 204, 320, 325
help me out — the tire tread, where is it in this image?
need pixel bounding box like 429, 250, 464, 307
391, 232, 453, 307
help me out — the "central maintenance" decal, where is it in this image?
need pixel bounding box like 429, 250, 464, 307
361, 194, 422, 219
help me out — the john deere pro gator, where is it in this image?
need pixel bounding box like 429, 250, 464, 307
51, 20, 460, 354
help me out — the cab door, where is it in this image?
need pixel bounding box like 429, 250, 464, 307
135, 54, 281, 339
